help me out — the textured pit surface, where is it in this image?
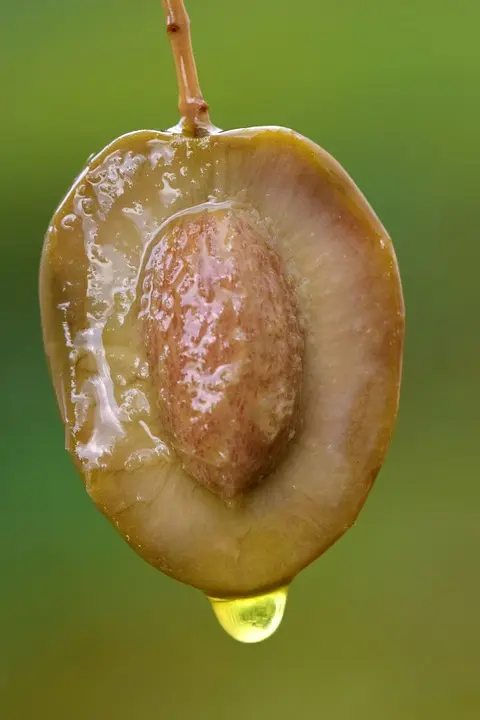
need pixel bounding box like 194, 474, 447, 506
142, 207, 303, 499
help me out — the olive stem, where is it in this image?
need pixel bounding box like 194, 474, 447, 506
162, 0, 214, 136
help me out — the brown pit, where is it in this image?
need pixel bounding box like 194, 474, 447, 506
141, 208, 304, 500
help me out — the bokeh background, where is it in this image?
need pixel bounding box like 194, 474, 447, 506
1, 0, 479, 717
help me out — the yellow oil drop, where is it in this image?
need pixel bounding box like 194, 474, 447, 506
207, 586, 288, 643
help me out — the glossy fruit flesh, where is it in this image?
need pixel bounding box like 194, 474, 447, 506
40, 126, 404, 598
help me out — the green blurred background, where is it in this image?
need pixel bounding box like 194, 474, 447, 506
1, 0, 479, 717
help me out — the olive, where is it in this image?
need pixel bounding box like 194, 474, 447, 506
40, 0, 404, 640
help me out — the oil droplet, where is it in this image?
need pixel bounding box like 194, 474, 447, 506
60, 213, 78, 231
208, 586, 288, 643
